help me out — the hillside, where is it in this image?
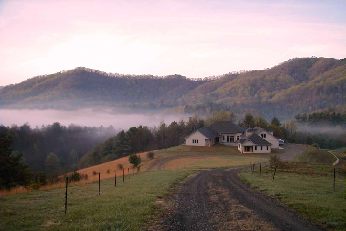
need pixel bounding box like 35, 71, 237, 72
0, 57, 345, 118
0, 68, 204, 110
182, 57, 346, 118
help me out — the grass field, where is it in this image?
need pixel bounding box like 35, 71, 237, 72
0, 170, 191, 231
0, 145, 269, 230
240, 163, 346, 231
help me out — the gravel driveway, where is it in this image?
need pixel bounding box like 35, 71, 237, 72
148, 168, 323, 231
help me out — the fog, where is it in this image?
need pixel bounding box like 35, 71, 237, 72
296, 123, 346, 136
0, 108, 187, 129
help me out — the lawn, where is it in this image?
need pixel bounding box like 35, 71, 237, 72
153, 145, 268, 170
0, 170, 191, 231
239, 163, 346, 231
0, 145, 269, 230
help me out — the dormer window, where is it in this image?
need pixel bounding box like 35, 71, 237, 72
261, 133, 266, 139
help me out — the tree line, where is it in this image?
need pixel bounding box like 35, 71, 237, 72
0, 123, 116, 189
1, 111, 345, 190
295, 110, 346, 125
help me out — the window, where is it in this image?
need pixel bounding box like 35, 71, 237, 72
192, 139, 199, 144
267, 146, 269, 150
261, 133, 267, 139
255, 146, 257, 150
237, 136, 239, 140
261, 146, 263, 150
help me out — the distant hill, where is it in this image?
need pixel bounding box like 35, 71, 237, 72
0, 57, 345, 119
0, 68, 204, 110
182, 57, 346, 118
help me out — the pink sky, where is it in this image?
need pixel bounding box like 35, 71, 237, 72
0, 0, 345, 85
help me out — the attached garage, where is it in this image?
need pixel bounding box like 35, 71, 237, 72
185, 127, 217, 147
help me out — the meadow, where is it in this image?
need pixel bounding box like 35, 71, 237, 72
240, 162, 346, 231
0, 145, 268, 230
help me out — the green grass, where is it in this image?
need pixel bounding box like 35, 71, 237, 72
0, 170, 191, 231
294, 147, 335, 164
240, 164, 346, 231
0, 145, 271, 230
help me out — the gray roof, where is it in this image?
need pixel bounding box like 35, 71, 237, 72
197, 127, 218, 139
240, 134, 271, 146
209, 121, 244, 134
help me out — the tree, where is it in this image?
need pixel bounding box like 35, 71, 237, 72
242, 113, 255, 128
45, 152, 60, 177
128, 154, 141, 168
205, 111, 236, 126
254, 117, 269, 129
0, 131, 31, 189
271, 117, 281, 127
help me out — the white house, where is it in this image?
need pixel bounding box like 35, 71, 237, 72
209, 121, 244, 146
237, 133, 271, 154
185, 121, 279, 154
244, 127, 279, 149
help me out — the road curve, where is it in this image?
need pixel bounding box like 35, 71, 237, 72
149, 169, 324, 231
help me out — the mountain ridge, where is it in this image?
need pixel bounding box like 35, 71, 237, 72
1, 57, 345, 119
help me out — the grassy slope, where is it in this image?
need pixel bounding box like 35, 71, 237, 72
1, 170, 190, 231
240, 165, 346, 231
0, 145, 267, 230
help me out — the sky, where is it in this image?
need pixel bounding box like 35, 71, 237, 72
0, 0, 345, 85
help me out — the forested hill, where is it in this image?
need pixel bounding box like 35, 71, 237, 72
0, 57, 345, 118
0, 68, 204, 109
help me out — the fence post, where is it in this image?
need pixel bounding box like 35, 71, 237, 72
98, 172, 101, 195
333, 168, 336, 192
272, 167, 277, 181
260, 163, 262, 175
114, 172, 117, 187
122, 168, 125, 183
65, 177, 68, 215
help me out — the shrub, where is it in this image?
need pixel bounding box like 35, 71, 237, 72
31, 183, 41, 190
146, 151, 155, 160
129, 154, 141, 168
69, 171, 81, 182
117, 163, 124, 170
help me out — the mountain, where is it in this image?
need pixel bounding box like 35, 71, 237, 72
0, 57, 345, 119
0, 68, 204, 110
182, 57, 346, 118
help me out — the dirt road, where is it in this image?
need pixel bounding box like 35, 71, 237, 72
149, 168, 323, 231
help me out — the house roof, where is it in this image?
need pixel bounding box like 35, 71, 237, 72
240, 134, 271, 146
197, 127, 218, 139
209, 121, 244, 134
